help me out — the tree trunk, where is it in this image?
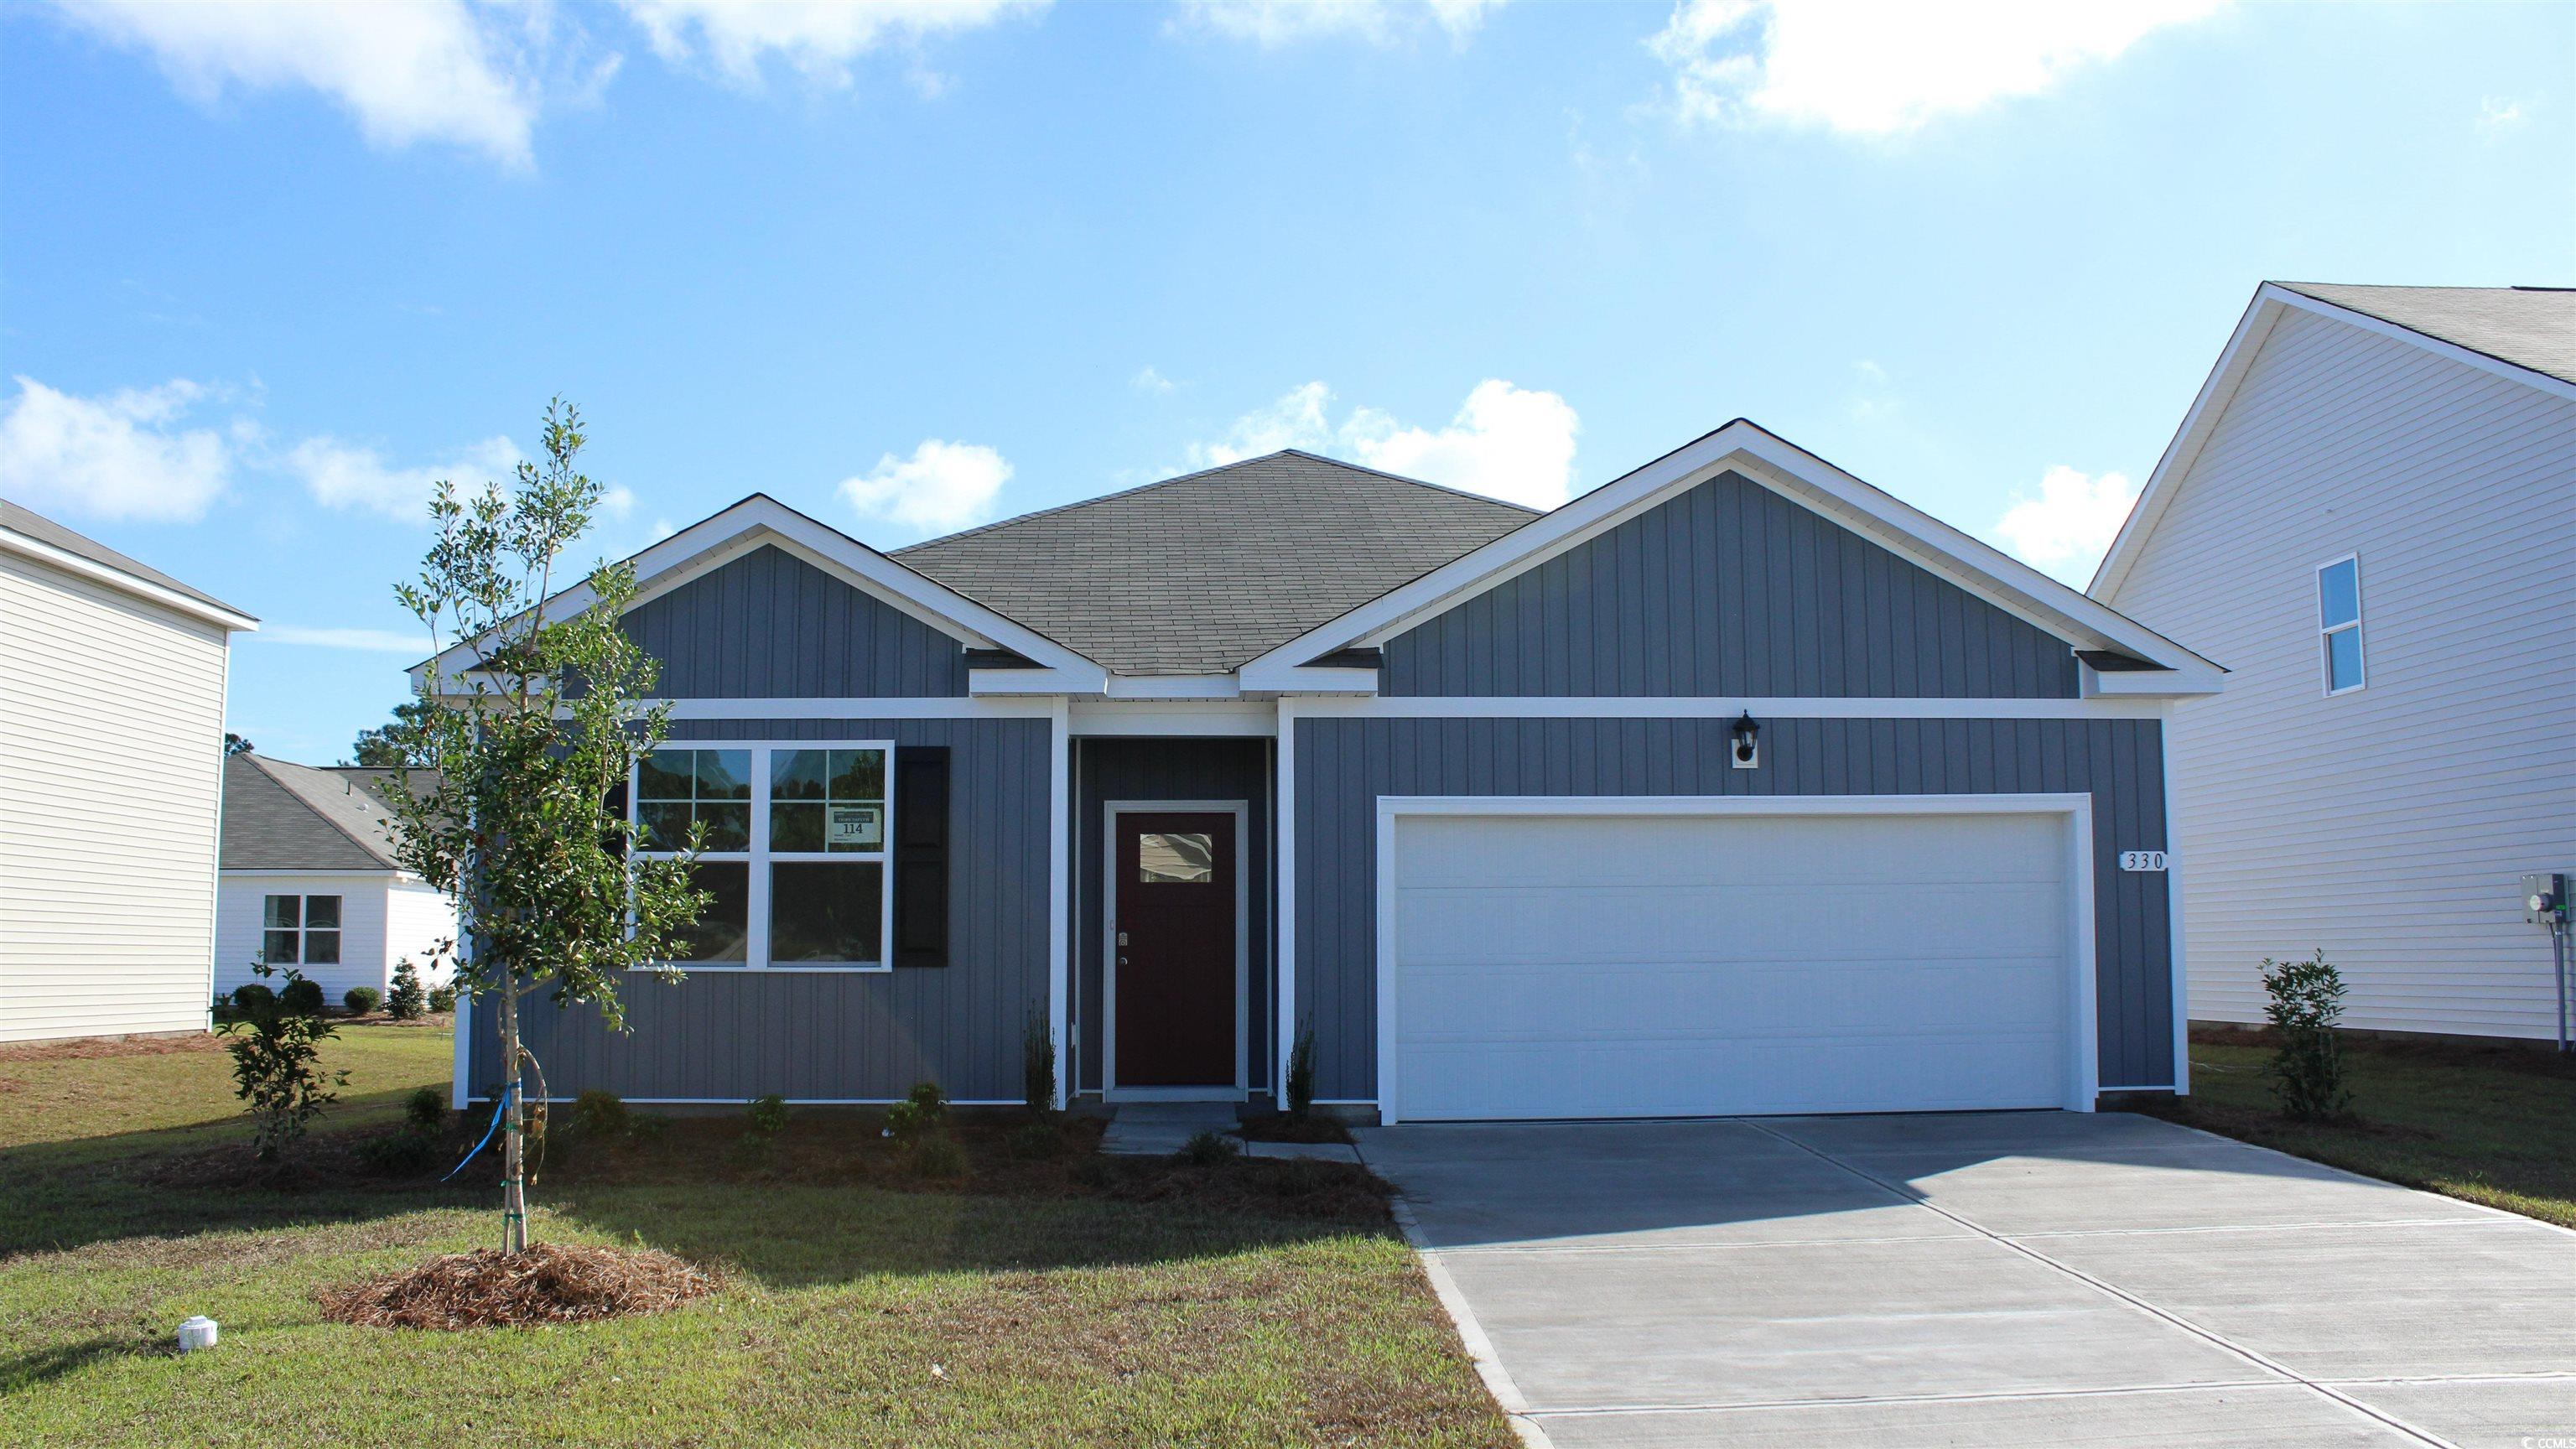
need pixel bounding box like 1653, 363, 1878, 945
500, 983, 527, 1254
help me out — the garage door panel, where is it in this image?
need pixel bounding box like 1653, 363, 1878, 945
1387, 809, 2079, 1120
1397, 813, 2064, 890
1397, 882, 2063, 967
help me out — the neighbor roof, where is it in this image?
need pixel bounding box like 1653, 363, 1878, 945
894, 451, 1539, 675
1, 498, 253, 621
2277, 283, 2576, 387
222, 755, 438, 873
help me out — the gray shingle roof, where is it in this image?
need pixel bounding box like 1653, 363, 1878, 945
2279, 283, 2576, 387
222, 755, 438, 872
893, 451, 1539, 675
1, 498, 250, 616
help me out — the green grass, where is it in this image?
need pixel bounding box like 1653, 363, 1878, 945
2142, 1032, 2576, 1228
0, 1026, 1510, 1447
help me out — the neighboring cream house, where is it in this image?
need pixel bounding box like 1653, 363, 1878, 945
1, 500, 257, 1043
2095, 283, 2576, 1043
217, 754, 457, 1004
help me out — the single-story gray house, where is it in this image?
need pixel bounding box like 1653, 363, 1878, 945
428, 420, 2222, 1122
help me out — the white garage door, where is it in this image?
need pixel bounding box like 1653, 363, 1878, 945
1385, 808, 2080, 1121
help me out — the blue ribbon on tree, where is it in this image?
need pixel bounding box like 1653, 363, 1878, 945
439, 1083, 513, 1182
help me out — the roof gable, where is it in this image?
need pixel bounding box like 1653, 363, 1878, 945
895, 451, 1535, 676
222, 755, 414, 872
1, 499, 257, 631
1244, 420, 2218, 694
2092, 282, 2576, 601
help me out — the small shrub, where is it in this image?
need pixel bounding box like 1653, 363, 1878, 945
569, 1089, 631, 1140
231, 982, 276, 1015
2262, 949, 2352, 1121
404, 1086, 446, 1135
344, 986, 383, 1016
1176, 1130, 1240, 1167
279, 977, 325, 1016
626, 1112, 670, 1143
1071, 1156, 1114, 1189
387, 960, 427, 1020
1008, 1119, 1067, 1161
745, 1094, 789, 1136
221, 964, 349, 1161
356, 1130, 442, 1176
211, 991, 237, 1025
426, 984, 459, 1014
1285, 1026, 1317, 1118
883, 1080, 948, 1145
910, 1135, 969, 1179
1021, 1005, 1056, 1115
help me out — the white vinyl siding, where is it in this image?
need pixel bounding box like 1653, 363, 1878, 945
0, 553, 231, 1041
2107, 306, 2576, 1040
216, 875, 460, 1001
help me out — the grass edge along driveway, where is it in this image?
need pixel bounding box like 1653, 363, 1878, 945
0, 1025, 1514, 1448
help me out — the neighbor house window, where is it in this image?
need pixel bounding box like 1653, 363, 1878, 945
262, 894, 342, 966
2317, 555, 2365, 694
631, 742, 893, 970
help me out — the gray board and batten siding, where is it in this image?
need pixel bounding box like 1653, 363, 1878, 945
1380, 470, 2081, 699
621, 544, 972, 699
1291, 714, 2175, 1103
1073, 737, 1275, 1096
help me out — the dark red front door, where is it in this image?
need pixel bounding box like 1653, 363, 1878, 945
1114, 811, 1237, 1087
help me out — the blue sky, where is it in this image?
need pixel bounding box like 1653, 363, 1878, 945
3, 0, 2568, 763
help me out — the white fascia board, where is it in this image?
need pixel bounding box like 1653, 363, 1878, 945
1098, 674, 1243, 700
414, 496, 1107, 694
1241, 420, 2218, 691
1069, 699, 1276, 735
0, 527, 259, 633
2092, 283, 2576, 603
2080, 662, 2222, 698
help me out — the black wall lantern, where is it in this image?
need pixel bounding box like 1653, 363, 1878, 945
1730, 710, 1761, 770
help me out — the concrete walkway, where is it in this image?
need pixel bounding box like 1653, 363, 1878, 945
1354, 1113, 2575, 1448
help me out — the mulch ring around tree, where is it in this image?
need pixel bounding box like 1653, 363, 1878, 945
317, 1242, 717, 1329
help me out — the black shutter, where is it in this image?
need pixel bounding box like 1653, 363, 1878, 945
895, 746, 951, 968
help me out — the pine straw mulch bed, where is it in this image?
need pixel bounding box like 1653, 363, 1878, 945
316, 1242, 716, 1329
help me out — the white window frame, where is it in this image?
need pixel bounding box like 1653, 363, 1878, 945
2315, 553, 2366, 696
262, 892, 345, 968
631, 740, 897, 972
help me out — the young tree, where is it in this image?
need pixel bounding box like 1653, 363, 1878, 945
378, 399, 706, 1254
347, 698, 443, 766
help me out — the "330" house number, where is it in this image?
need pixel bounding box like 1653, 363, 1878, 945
2118, 850, 2168, 872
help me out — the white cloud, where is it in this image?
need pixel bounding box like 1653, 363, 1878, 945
2479, 96, 2528, 132
257, 625, 439, 653
600, 484, 638, 518
1187, 381, 1336, 466
839, 439, 1012, 534
1189, 378, 1579, 509
619, 0, 1047, 85
42, 0, 544, 165
1131, 365, 1178, 396
1649, 0, 2226, 136
1177, 0, 1503, 46
286, 434, 522, 521
1992, 465, 2139, 584
0, 376, 233, 522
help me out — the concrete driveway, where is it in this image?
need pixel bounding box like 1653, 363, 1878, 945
1354, 1113, 2575, 1448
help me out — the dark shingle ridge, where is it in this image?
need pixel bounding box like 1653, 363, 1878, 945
891, 451, 1540, 675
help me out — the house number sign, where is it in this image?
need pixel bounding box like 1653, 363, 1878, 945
2118, 850, 2168, 872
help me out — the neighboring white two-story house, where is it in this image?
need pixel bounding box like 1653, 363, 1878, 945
2095, 283, 2575, 1044
1, 501, 257, 1042
217, 753, 457, 1005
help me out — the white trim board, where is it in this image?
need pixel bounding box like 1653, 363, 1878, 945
1101, 799, 1251, 1098
2090, 283, 2576, 601
1369, 792, 2103, 1124
0, 525, 258, 632
415, 494, 1109, 694
1243, 419, 2218, 694
1291, 695, 2171, 720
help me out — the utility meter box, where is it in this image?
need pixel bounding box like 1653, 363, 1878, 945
2524, 872, 2569, 926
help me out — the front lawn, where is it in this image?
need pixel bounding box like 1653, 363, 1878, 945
2140, 1031, 2576, 1228
0, 1026, 1510, 1447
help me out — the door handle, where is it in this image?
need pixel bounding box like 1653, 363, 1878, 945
1118, 957, 1128, 967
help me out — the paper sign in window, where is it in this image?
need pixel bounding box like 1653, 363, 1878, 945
828, 804, 884, 850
